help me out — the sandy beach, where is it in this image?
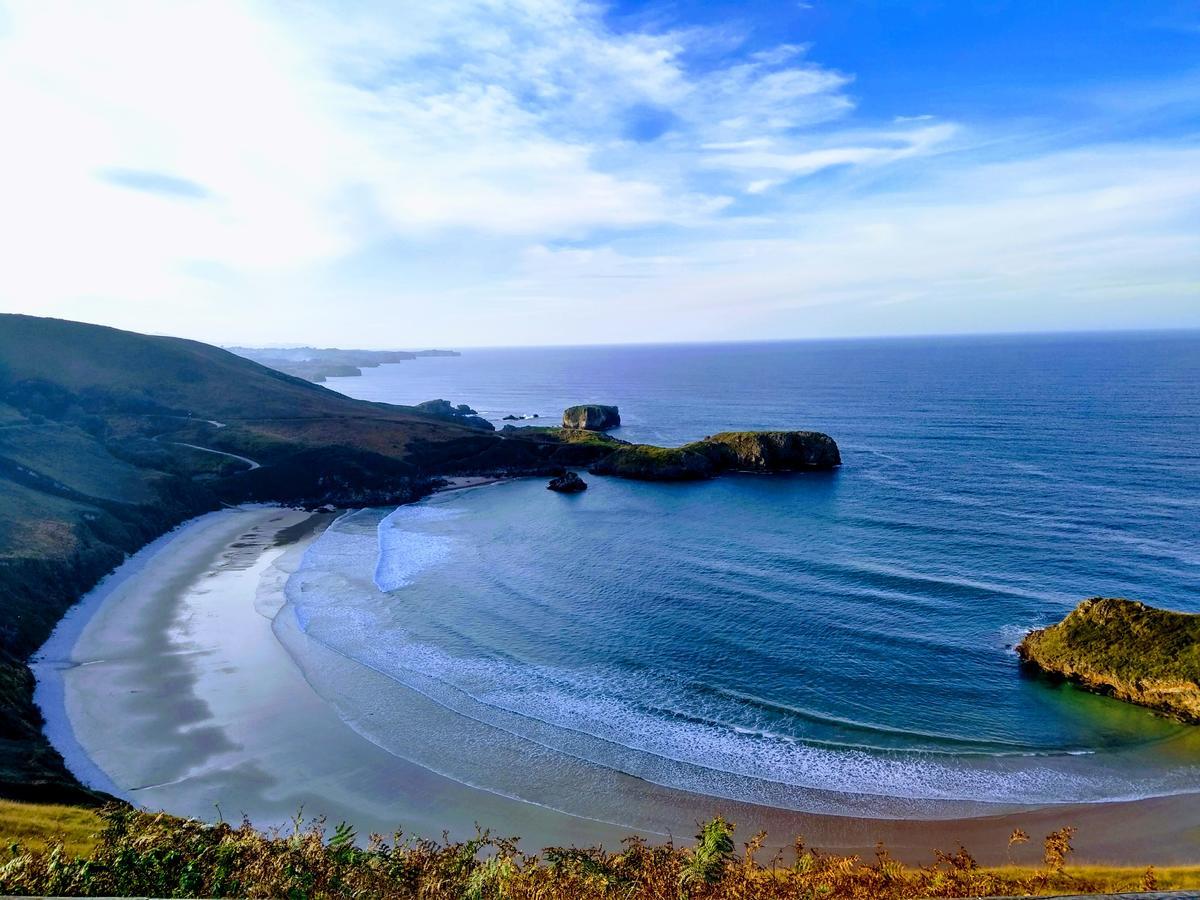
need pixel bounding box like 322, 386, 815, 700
32, 503, 1200, 865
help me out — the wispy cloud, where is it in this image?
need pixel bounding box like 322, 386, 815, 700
0, 0, 1196, 345
99, 169, 211, 200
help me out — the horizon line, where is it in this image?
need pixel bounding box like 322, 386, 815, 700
217, 324, 1200, 354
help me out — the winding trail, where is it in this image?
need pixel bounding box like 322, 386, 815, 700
168, 441, 261, 471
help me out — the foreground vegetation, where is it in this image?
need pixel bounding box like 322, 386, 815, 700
0, 804, 1195, 898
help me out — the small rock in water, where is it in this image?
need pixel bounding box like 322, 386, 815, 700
548, 471, 588, 493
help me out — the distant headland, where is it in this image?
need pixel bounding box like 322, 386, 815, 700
227, 345, 460, 383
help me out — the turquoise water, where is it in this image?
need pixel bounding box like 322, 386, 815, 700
283, 332, 1200, 816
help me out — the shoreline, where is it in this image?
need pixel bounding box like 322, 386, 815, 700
31, 502, 1200, 865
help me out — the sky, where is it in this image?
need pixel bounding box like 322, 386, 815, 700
0, 1, 1198, 348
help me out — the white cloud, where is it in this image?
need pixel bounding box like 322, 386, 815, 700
0, 0, 880, 312
0, 0, 1195, 345
494, 144, 1200, 342
703, 123, 959, 178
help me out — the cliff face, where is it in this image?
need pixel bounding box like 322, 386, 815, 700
1017, 598, 1200, 723
562, 405, 620, 431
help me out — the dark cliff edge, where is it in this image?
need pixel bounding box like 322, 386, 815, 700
1017, 598, 1200, 723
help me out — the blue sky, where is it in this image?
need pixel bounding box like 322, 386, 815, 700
0, 1, 1197, 347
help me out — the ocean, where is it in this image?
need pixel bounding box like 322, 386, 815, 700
279, 332, 1200, 819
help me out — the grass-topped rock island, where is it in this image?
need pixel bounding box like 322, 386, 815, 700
508, 424, 841, 481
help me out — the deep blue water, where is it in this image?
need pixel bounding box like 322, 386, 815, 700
284, 332, 1200, 816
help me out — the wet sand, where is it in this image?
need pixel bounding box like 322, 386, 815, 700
33, 506, 1200, 864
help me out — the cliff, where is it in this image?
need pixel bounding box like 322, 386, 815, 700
1017, 598, 1200, 723
691, 431, 842, 472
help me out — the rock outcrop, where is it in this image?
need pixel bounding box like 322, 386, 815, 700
691, 431, 842, 472
589, 445, 714, 480
415, 399, 494, 431
562, 404, 620, 431
1017, 598, 1200, 723
588, 431, 840, 481
547, 471, 588, 493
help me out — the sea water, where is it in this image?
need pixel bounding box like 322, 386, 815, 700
279, 332, 1200, 817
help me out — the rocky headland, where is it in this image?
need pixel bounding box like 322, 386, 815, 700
414, 399, 495, 431
227, 346, 460, 383
589, 430, 841, 481
1017, 598, 1200, 723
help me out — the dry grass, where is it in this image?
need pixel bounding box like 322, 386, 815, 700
0, 800, 102, 857
0, 804, 1196, 898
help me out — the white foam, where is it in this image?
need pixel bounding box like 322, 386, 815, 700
273, 503, 1200, 816
373, 505, 459, 592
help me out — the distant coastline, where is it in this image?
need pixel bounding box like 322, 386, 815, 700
226, 345, 461, 383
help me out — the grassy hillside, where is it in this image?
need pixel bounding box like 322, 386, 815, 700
0, 799, 101, 856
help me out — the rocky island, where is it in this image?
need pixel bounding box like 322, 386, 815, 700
562, 404, 620, 430
547, 471, 587, 492
1018, 598, 1200, 722
499, 423, 841, 481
